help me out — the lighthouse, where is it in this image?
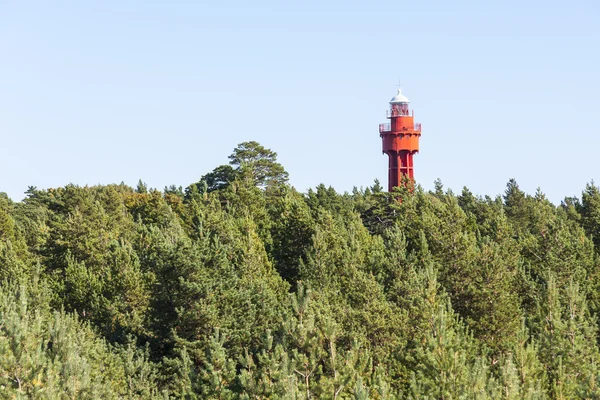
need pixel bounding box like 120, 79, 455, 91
379, 89, 422, 191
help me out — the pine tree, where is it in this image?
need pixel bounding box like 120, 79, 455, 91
512, 320, 547, 399
537, 275, 600, 398
197, 329, 237, 399
228, 141, 289, 188
579, 181, 600, 251
407, 266, 490, 399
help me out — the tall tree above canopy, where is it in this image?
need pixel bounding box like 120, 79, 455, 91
228, 141, 289, 188
579, 181, 600, 250
503, 178, 531, 232
187, 142, 289, 196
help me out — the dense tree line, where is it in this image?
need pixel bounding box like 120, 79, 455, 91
2, 141, 600, 398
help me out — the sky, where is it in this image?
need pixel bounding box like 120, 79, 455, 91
1, 0, 599, 203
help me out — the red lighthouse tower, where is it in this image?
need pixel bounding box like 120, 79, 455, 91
379, 89, 422, 191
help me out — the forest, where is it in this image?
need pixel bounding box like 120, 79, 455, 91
2, 141, 600, 399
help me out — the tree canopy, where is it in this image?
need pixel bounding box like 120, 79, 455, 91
1, 142, 600, 398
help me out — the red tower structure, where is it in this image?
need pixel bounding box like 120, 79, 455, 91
379, 89, 422, 191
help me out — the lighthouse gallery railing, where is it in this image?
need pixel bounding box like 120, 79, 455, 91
379, 123, 422, 133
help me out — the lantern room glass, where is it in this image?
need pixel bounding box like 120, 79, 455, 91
391, 103, 409, 117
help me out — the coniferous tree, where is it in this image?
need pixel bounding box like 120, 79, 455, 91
2, 143, 600, 398
228, 141, 289, 188
579, 181, 600, 251
536, 275, 600, 398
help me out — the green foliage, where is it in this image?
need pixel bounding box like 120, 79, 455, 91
228, 141, 289, 188
579, 182, 600, 251
536, 275, 600, 398
0, 285, 162, 399
2, 143, 600, 398
198, 165, 237, 193
267, 188, 315, 282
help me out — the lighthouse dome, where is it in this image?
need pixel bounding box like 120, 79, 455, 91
390, 88, 410, 104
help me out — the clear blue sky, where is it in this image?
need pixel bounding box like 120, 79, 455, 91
1, 0, 599, 202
